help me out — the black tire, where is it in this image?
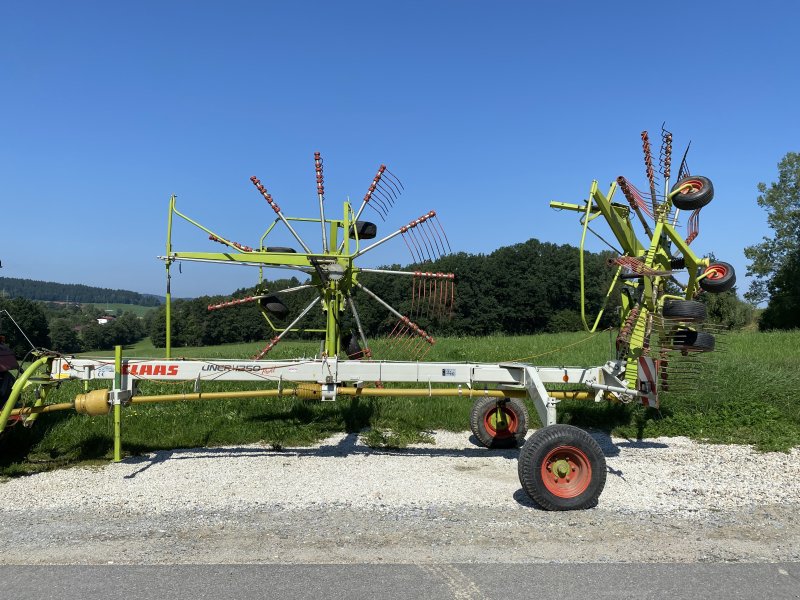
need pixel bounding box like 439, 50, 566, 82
671, 327, 715, 352
349, 221, 378, 240
469, 396, 528, 449
518, 424, 607, 511
265, 246, 296, 253
669, 256, 686, 270
661, 298, 707, 322
0, 371, 15, 404
670, 175, 714, 210
341, 333, 364, 360
258, 295, 289, 318
699, 262, 736, 293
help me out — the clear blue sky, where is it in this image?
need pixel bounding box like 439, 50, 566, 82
2, 1, 798, 299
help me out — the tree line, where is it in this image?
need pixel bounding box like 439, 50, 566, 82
0, 298, 145, 358
144, 238, 753, 349
0, 277, 162, 306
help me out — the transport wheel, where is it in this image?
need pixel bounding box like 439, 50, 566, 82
518, 424, 606, 511
469, 396, 528, 449
671, 327, 715, 352
661, 298, 707, 322
699, 262, 736, 293
670, 175, 714, 210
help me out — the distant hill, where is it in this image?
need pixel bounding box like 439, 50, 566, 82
0, 277, 163, 306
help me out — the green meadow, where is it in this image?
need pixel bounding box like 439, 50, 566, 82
1, 330, 798, 477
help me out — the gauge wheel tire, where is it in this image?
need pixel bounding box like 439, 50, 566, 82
671, 328, 715, 352
699, 262, 736, 293
671, 175, 714, 210
258, 295, 289, 318
518, 424, 607, 511
662, 298, 707, 322
470, 396, 528, 449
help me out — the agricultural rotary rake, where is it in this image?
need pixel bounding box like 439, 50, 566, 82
550, 125, 736, 400
162, 154, 455, 363
0, 133, 733, 511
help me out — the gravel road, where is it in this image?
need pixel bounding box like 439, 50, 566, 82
2, 431, 798, 564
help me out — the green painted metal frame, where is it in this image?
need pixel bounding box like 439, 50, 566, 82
164, 197, 368, 358
552, 175, 711, 388
0, 355, 53, 433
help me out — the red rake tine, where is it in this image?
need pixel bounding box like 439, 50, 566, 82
429, 278, 437, 318
437, 277, 446, 317
428, 277, 436, 319
376, 180, 398, 205
641, 131, 658, 214
418, 339, 435, 361
387, 319, 404, 341
404, 230, 424, 263
422, 220, 445, 258
420, 277, 431, 316
401, 233, 421, 264
417, 277, 425, 319
416, 226, 436, 262
419, 220, 439, 259
399, 328, 418, 352
389, 323, 408, 343
411, 275, 419, 318
410, 337, 428, 360
382, 168, 404, 196
432, 215, 452, 254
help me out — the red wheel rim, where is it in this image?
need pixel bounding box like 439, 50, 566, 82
483, 405, 518, 439
540, 445, 592, 498
705, 264, 727, 280
680, 179, 703, 194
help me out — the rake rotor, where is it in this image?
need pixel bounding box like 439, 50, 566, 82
551, 126, 737, 398
161, 152, 454, 361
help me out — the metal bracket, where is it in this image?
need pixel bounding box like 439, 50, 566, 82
321, 383, 337, 402
109, 389, 133, 406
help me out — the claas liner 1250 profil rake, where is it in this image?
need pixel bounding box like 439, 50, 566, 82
0, 132, 734, 510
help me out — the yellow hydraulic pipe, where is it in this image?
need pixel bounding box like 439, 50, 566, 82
335, 387, 526, 398
20, 390, 595, 417
132, 388, 289, 404
129, 386, 528, 403
11, 402, 74, 416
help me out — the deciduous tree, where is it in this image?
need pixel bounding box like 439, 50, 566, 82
744, 152, 800, 307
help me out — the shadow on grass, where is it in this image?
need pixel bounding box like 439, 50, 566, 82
245, 396, 375, 433
0, 412, 72, 474
559, 401, 673, 442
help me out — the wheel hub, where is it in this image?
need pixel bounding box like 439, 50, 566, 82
551, 458, 571, 479
488, 409, 509, 431
541, 445, 592, 498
